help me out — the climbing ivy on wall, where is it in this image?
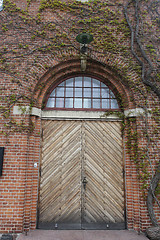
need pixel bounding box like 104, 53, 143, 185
0, 0, 160, 227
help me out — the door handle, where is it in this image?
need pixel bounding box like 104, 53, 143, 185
82, 177, 87, 190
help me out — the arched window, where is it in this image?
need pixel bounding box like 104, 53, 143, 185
45, 76, 119, 111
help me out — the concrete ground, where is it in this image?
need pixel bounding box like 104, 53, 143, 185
17, 230, 149, 240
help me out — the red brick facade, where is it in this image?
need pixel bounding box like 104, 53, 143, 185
0, 0, 160, 234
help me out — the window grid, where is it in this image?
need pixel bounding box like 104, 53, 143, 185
46, 76, 119, 110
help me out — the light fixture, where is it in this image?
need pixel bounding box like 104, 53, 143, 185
76, 33, 93, 71
76, 33, 93, 54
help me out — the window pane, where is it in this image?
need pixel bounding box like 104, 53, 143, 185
46, 76, 119, 110
50, 89, 55, 97
75, 88, 82, 97
59, 82, 65, 86
101, 88, 109, 98
92, 78, 100, 87
56, 87, 64, 97
75, 77, 82, 87
110, 91, 116, 98
65, 98, 73, 108
56, 98, 64, 108
84, 88, 91, 97
84, 77, 91, 87
93, 88, 100, 98
83, 99, 91, 108
46, 98, 55, 108
66, 78, 74, 87
93, 99, 101, 108
102, 99, 110, 109
74, 98, 82, 108
101, 82, 107, 88
111, 99, 119, 109
66, 87, 73, 97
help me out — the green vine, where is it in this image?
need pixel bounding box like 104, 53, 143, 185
0, 0, 160, 220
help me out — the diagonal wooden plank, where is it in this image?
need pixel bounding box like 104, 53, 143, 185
39, 120, 82, 226
39, 120, 125, 229
84, 122, 123, 159
83, 121, 124, 224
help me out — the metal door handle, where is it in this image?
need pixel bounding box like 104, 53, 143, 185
82, 177, 87, 190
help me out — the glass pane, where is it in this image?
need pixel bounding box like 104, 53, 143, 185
46, 98, 55, 108
75, 77, 82, 87
101, 82, 107, 88
56, 98, 64, 108
66, 78, 74, 87
93, 88, 100, 98
74, 98, 82, 108
102, 99, 110, 109
75, 88, 82, 97
65, 98, 73, 108
46, 77, 119, 110
101, 88, 109, 98
93, 99, 101, 108
84, 77, 91, 87
110, 91, 116, 98
83, 99, 91, 108
58, 82, 65, 86
92, 78, 100, 87
111, 99, 119, 109
56, 87, 64, 97
66, 87, 73, 97
84, 88, 91, 97
50, 89, 56, 97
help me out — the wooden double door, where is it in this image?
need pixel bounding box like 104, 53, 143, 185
38, 120, 125, 230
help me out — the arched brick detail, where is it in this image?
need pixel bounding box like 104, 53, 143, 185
32, 59, 143, 232
21, 58, 153, 234
33, 59, 136, 110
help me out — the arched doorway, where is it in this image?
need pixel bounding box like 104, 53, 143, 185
37, 75, 125, 230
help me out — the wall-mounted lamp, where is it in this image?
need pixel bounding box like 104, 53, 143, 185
76, 32, 93, 54
76, 33, 93, 71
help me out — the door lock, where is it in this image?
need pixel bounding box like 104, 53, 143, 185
82, 177, 88, 190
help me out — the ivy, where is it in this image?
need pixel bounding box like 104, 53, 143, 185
0, 0, 160, 226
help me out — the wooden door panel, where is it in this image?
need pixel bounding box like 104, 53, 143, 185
39, 120, 82, 229
39, 120, 125, 230
83, 121, 124, 229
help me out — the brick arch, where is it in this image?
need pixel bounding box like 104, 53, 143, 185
33, 58, 143, 232
33, 58, 136, 110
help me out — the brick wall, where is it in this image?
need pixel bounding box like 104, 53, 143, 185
0, 0, 160, 234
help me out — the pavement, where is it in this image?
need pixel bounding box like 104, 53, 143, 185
17, 230, 149, 240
